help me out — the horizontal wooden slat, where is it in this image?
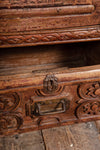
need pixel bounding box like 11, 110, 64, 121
42, 122, 100, 150
0, 65, 100, 91
0, 13, 99, 33
0, 0, 93, 8
0, 5, 94, 19
0, 131, 45, 150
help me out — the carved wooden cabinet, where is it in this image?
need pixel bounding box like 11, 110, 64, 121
0, 0, 100, 137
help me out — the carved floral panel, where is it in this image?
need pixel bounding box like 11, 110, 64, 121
76, 82, 100, 119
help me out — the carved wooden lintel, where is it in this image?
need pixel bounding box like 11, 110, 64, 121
0, 26, 100, 48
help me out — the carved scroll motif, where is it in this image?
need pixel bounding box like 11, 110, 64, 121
0, 92, 23, 133
76, 82, 100, 119
0, 92, 20, 113
0, 114, 23, 131
36, 74, 64, 96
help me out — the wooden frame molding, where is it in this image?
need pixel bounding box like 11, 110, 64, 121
0, 5, 95, 18
0, 26, 100, 48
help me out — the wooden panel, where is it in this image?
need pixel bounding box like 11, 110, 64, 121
95, 120, 100, 132
42, 122, 100, 150
0, 44, 87, 69
0, 122, 100, 150
0, 131, 45, 150
1, 13, 99, 33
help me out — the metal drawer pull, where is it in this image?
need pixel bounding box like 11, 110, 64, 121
33, 98, 70, 116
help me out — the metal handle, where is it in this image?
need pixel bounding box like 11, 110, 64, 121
33, 98, 69, 116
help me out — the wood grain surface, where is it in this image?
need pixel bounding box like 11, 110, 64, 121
0, 122, 100, 150
42, 122, 100, 150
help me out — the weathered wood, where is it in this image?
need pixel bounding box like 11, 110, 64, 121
42, 122, 100, 150
95, 120, 100, 132
0, 122, 100, 150
95, 120, 100, 141
0, 131, 45, 150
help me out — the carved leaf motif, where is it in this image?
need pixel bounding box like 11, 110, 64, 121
78, 82, 100, 100
95, 89, 100, 96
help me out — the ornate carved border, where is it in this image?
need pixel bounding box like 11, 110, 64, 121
0, 26, 100, 48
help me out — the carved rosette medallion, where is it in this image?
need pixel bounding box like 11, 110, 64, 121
76, 82, 100, 119
77, 100, 100, 118
36, 74, 64, 96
